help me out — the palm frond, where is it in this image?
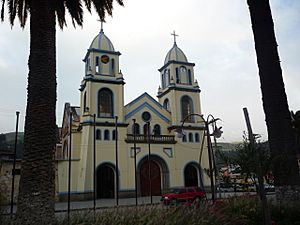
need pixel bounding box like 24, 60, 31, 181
83, 0, 91, 13
1, 0, 5, 21
8, 0, 17, 26
65, 0, 83, 27
55, 0, 67, 29
92, 0, 106, 21
16, 0, 28, 27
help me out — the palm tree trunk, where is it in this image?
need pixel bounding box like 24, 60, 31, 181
247, 0, 300, 205
15, 0, 56, 224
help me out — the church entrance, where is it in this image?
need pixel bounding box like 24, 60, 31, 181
184, 164, 198, 187
96, 164, 115, 198
140, 160, 162, 196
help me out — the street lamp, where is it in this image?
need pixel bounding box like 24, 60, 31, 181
132, 119, 138, 206
81, 113, 96, 214
147, 121, 153, 204
10, 111, 20, 219
176, 113, 222, 203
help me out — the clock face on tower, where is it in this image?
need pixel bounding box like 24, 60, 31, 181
101, 55, 110, 64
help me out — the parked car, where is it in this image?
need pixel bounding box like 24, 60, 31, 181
264, 183, 275, 192
161, 187, 205, 205
218, 183, 235, 192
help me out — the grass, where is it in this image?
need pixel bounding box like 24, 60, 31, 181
2, 196, 300, 225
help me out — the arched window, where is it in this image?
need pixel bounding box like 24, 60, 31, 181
181, 96, 194, 122
163, 99, 170, 111
143, 123, 150, 136
188, 69, 192, 84
153, 124, 161, 136
98, 88, 113, 117
112, 130, 117, 140
111, 59, 115, 76
96, 129, 101, 140
188, 133, 193, 142
195, 133, 200, 142
83, 92, 87, 112
63, 141, 68, 158
164, 69, 170, 87
161, 73, 165, 89
179, 66, 188, 83
132, 123, 140, 135
175, 67, 180, 83
104, 130, 110, 140
182, 134, 187, 142
96, 56, 100, 73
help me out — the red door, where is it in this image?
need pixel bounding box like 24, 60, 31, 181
140, 160, 161, 196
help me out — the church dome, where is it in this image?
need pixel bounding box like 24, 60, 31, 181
89, 29, 115, 52
164, 43, 188, 64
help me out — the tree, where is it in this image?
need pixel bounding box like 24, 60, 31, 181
291, 110, 300, 152
1, 0, 123, 224
246, 0, 300, 203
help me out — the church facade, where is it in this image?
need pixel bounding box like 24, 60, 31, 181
56, 29, 211, 200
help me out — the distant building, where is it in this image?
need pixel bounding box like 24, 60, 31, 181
56, 28, 211, 200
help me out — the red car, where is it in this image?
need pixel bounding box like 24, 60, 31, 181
161, 187, 206, 205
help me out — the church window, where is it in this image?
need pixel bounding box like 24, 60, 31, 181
112, 130, 117, 140
83, 92, 87, 112
143, 123, 150, 137
188, 69, 192, 84
153, 124, 161, 136
188, 133, 194, 142
181, 95, 194, 122
63, 141, 68, 158
98, 88, 113, 118
104, 130, 110, 140
182, 134, 187, 142
180, 66, 188, 83
111, 59, 115, 76
164, 69, 170, 87
96, 129, 101, 140
163, 99, 170, 111
142, 111, 151, 122
96, 56, 100, 73
161, 74, 165, 89
195, 133, 200, 142
132, 123, 140, 135
175, 68, 180, 83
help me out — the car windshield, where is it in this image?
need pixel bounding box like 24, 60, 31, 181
170, 188, 185, 194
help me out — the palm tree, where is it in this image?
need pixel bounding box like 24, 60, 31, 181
247, 0, 300, 202
291, 110, 300, 152
1, 0, 123, 224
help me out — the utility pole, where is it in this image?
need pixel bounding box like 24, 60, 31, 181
243, 107, 271, 225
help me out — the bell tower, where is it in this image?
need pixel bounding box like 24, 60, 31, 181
80, 26, 125, 123
157, 32, 202, 126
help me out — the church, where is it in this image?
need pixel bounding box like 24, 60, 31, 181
56, 28, 212, 200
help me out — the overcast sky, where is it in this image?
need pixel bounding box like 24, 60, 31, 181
0, 0, 299, 142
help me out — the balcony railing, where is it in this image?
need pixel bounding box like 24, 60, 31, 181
125, 134, 176, 144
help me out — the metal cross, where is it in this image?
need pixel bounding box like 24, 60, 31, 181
97, 19, 105, 32
171, 31, 178, 43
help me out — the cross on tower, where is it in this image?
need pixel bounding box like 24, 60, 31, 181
171, 31, 178, 44
97, 19, 105, 32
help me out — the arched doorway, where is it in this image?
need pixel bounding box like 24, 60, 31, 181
140, 160, 161, 196
96, 164, 115, 198
184, 164, 198, 187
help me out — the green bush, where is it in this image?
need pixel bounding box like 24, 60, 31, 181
2, 196, 300, 224
271, 203, 300, 225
